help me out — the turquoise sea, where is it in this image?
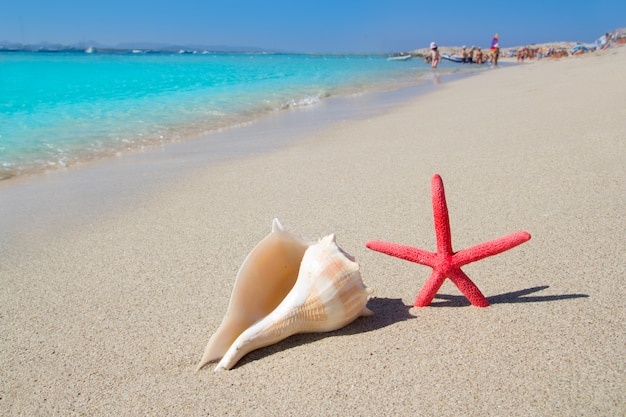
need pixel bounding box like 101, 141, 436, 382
0, 51, 482, 180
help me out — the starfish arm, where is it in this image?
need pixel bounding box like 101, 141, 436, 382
414, 270, 447, 307
447, 269, 490, 307
431, 174, 454, 256
453, 231, 531, 266
366, 241, 436, 266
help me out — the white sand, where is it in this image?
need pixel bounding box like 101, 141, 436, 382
1, 47, 625, 416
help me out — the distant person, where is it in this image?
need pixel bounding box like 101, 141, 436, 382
600, 33, 610, 49
492, 43, 500, 66
474, 48, 483, 65
467, 46, 475, 64
430, 42, 441, 68
461, 45, 468, 63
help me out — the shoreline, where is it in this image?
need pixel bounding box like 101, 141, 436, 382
2, 46, 624, 416
1, 52, 474, 183
0, 69, 468, 248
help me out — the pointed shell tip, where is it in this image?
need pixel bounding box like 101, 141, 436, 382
272, 218, 284, 232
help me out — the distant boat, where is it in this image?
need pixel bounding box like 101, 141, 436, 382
85, 47, 94, 54
441, 54, 463, 63
441, 54, 489, 64
387, 54, 412, 61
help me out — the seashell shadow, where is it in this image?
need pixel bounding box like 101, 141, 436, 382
429, 285, 589, 307
221, 287, 590, 368
231, 297, 414, 369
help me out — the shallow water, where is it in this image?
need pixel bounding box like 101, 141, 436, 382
0, 51, 483, 180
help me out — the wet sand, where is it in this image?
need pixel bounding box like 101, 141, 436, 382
1, 46, 625, 416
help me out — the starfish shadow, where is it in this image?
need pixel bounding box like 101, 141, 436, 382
429, 285, 589, 307
232, 297, 414, 369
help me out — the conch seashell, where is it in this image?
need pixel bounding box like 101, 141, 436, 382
197, 219, 373, 371
197, 218, 312, 370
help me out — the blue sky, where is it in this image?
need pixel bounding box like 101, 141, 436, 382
1, 0, 624, 52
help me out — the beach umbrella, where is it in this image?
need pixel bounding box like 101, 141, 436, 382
571, 45, 588, 52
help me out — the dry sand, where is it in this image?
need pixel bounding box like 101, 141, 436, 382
1, 47, 625, 416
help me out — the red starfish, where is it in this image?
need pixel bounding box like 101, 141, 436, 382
366, 174, 531, 307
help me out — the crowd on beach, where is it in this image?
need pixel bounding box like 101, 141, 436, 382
514, 46, 561, 61
509, 29, 626, 61
457, 45, 498, 65
424, 43, 500, 67
417, 28, 626, 67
